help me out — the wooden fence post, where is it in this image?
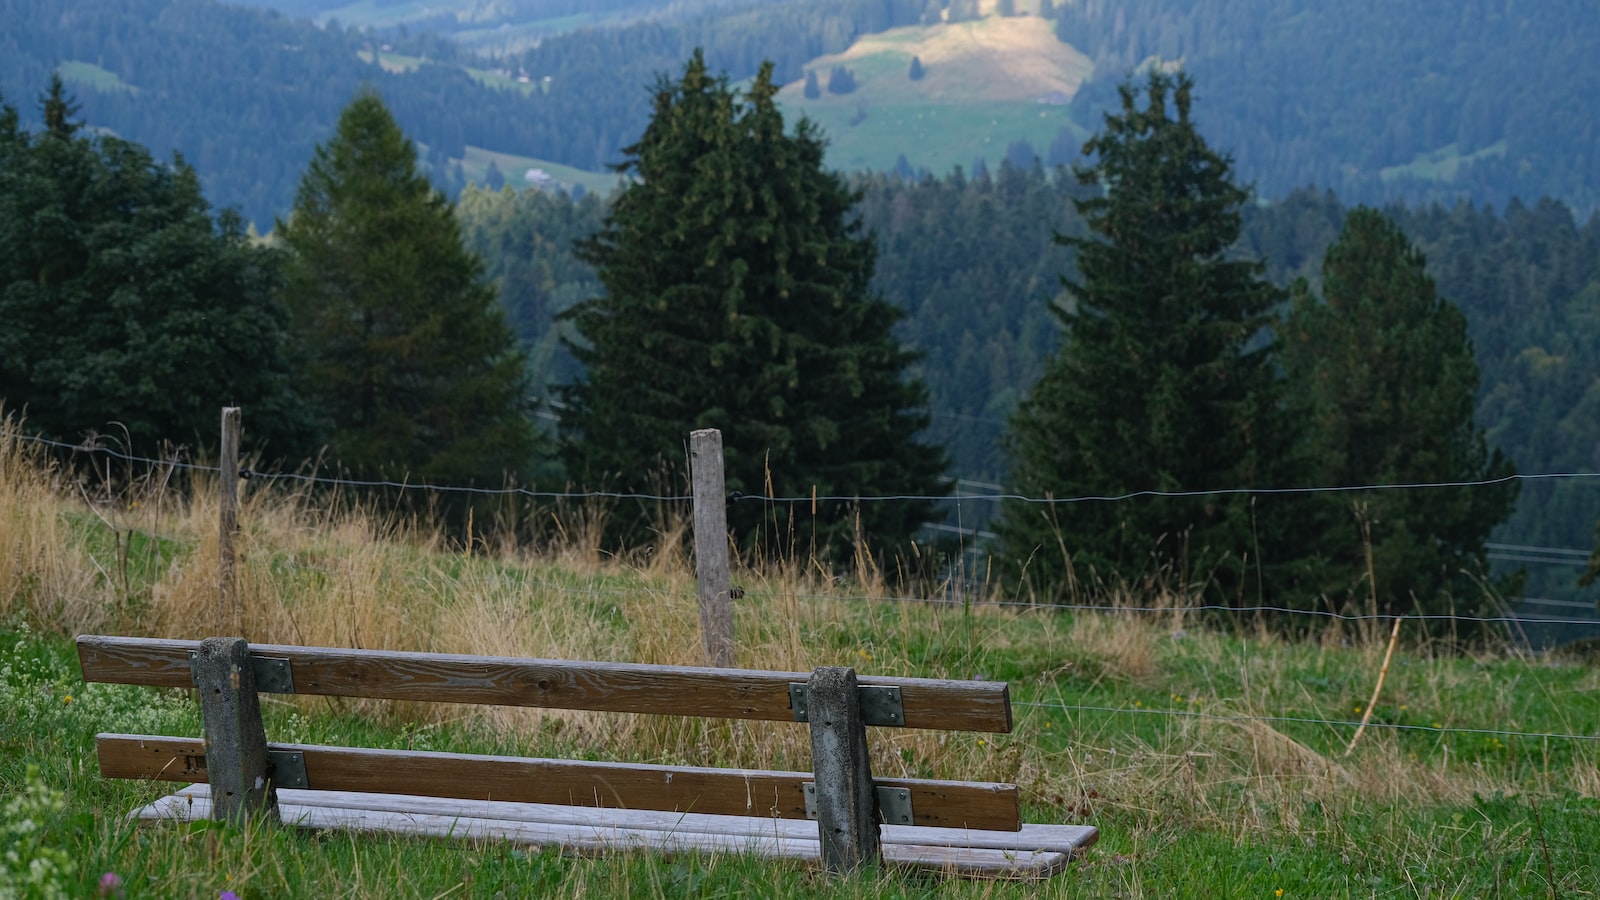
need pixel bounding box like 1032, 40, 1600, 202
219, 407, 241, 635
690, 428, 733, 667
193, 636, 279, 824
807, 665, 881, 874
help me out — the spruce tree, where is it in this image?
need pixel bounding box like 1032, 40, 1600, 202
276, 91, 538, 487
827, 66, 858, 95
1282, 207, 1517, 616
561, 51, 946, 559
0, 85, 312, 454
803, 69, 821, 100
997, 71, 1305, 603
39, 73, 82, 140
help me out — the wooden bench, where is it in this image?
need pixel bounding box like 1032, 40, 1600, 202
77, 635, 1097, 878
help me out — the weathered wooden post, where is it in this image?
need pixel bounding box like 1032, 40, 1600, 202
219, 407, 241, 634
193, 637, 278, 824
690, 428, 733, 667
806, 665, 881, 873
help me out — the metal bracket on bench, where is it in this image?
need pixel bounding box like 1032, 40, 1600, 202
788, 683, 904, 726
188, 651, 295, 694
267, 750, 308, 789
803, 783, 914, 826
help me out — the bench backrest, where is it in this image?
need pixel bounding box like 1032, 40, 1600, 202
77, 635, 1012, 731
78, 635, 1022, 850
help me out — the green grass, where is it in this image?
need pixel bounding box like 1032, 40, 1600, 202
356, 49, 424, 73
458, 145, 623, 197
359, 46, 551, 95
2, 427, 1597, 896
775, 16, 1094, 175
323, 2, 638, 53
1381, 140, 1509, 184
350, 51, 621, 195
790, 101, 1085, 176
6, 600, 1599, 896
57, 61, 138, 95
360, 14, 1091, 183
460, 64, 544, 95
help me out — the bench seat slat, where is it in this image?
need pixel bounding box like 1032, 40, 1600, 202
135, 787, 1093, 879
97, 734, 1022, 831
77, 636, 1011, 733
165, 784, 1097, 854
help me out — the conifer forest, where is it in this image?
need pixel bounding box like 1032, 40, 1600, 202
4, 0, 1600, 636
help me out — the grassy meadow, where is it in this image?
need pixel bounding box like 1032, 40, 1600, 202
2, 418, 1598, 898
776, 14, 1092, 175
57, 61, 139, 96
456, 145, 624, 197
351, 9, 1102, 187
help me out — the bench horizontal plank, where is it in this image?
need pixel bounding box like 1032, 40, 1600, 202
136, 786, 1095, 879
97, 734, 1022, 831
77, 636, 1011, 733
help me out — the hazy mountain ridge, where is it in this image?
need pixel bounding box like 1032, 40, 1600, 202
0, 0, 604, 227
5, 0, 1598, 223
1059, 0, 1600, 215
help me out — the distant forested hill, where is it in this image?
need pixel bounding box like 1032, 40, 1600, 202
0, 0, 926, 227
224, 1, 748, 56
0, 0, 622, 227
5, 0, 1599, 225
1059, 0, 1600, 216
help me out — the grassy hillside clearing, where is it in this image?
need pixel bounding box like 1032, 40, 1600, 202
354, 13, 1096, 182
356, 48, 424, 74
777, 15, 1092, 175
1, 419, 1598, 896
457, 144, 623, 197
353, 51, 622, 195
357, 49, 551, 95
800, 15, 1091, 105
57, 61, 139, 95
1382, 139, 1510, 185
320, 1, 641, 54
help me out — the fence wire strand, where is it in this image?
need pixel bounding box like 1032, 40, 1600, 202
15, 433, 692, 500
16, 431, 1600, 506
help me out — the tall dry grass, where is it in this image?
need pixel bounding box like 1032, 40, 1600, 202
0, 417, 957, 776
4, 413, 1596, 848
0, 415, 113, 631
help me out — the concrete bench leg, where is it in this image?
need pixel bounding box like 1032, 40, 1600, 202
194, 637, 279, 824
807, 666, 880, 873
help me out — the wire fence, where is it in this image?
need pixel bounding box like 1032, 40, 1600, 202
16, 424, 1600, 619
11, 428, 1598, 748
16, 430, 1600, 507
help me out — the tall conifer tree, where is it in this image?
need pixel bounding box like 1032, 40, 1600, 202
561, 51, 946, 558
277, 91, 538, 486
1282, 207, 1516, 616
0, 85, 310, 453
998, 71, 1306, 602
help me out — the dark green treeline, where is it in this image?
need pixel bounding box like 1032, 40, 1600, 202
0, 77, 313, 454
3, 57, 1599, 611
459, 139, 1600, 613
